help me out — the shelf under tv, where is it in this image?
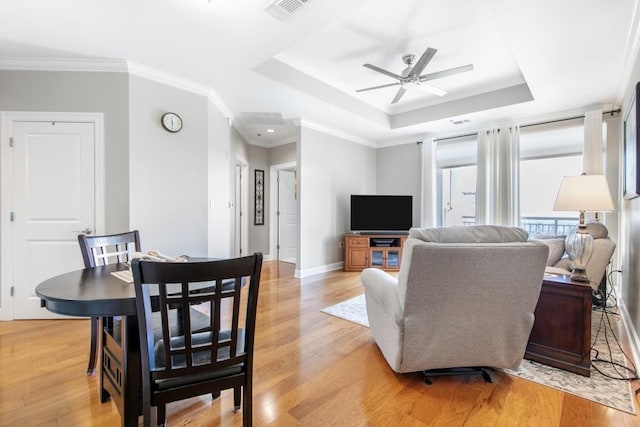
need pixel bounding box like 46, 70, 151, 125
350, 231, 410, 236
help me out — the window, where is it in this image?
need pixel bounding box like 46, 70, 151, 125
519, 119, 583, 236
436, 135, 477, 227
433, 119, 586, 231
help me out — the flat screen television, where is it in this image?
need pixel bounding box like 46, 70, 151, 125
350, 195, 412, 233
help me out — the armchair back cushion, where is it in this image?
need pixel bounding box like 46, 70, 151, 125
409, 225, 528, 244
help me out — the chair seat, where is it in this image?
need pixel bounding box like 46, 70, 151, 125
153, 330, 245, 390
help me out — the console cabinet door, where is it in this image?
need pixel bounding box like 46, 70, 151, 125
370, 248, 401, 269
370, 249, 385, 268
347, 248, 369, 270
386, 249, 400, 268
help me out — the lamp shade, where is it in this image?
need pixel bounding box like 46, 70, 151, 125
553, 174, 615, 212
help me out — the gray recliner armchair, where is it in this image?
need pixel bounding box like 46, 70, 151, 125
361, 225, 549, 381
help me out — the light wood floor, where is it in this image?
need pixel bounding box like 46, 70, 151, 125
1, 261, 639, 426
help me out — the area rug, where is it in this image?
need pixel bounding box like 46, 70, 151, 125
321, 295, 637, 414
321, 294, 369, 327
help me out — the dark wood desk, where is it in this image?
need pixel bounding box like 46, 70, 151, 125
525, 274, 592, 376
36, 263, 142, 427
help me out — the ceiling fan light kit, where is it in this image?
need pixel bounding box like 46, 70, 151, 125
356, 47, 473, 104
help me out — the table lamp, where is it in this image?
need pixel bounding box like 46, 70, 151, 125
553, 174, 615, 282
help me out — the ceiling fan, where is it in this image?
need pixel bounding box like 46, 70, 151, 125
356, 47, 473, 104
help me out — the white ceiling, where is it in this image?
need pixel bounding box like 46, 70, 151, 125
0, 0, 636, 147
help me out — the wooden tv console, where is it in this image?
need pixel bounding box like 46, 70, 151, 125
343, 233, 408, 272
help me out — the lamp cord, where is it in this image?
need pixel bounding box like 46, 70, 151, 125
590, 268, 639, 381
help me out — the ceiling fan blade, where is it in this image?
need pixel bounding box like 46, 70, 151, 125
355, 82, 401, 93
362, 64, 403, 80
391, 87, 407, 104
419, 64, 474, 82
416, 83, 447, 97
408, 47, 437, 77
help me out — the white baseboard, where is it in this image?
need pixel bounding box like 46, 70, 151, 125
617, 300, 640, 371
295, 262, 344, 278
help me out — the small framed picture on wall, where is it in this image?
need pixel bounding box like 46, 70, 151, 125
255, 169, 265, 225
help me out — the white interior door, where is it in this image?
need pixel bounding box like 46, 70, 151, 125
278, 169, 297, 263
11, 121, 95, 319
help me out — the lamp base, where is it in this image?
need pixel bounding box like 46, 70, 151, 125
570, 267, 590, 283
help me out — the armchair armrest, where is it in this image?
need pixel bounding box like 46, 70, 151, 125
361, 268, 403, 325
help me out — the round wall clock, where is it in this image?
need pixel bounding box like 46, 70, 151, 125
161, 112, 183, 133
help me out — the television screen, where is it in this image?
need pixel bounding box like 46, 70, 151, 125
350, 195, 412, 233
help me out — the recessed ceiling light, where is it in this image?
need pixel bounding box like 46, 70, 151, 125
266, 129, 275, 133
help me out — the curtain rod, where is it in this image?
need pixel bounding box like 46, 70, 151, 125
432, 109, 621, 143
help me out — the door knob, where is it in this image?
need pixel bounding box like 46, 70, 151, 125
73, 228, 93, 235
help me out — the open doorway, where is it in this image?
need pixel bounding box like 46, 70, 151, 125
269, 162, 297, 265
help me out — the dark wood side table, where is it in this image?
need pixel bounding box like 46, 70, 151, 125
525, 274, 592, 376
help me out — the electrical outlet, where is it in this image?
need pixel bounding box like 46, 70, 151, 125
339, 240, 344, 249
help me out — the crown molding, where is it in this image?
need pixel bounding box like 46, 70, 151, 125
616, 0, 640, 102
127, 61, 236, 122
294, 118, 376, 148
0, 57, 127, 72
126, 61, 210, 96
246, 136, 297, 148
207, 87, 234, 121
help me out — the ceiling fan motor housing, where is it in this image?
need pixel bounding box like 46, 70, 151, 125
402, 54, 417, 66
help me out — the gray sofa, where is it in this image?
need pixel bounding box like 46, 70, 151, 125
538, 221, 616, 290
361, 225, 548, 374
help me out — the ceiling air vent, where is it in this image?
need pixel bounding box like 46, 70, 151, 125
264, 0, 310, 21
450, 119, 470, 125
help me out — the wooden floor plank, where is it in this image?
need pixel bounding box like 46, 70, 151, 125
0, 261, 638, 426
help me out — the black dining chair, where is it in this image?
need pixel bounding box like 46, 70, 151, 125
131, 253, 262, 427
78, 230, 141, 375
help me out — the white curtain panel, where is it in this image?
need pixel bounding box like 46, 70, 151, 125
421, 139, 438, 227
476, 126, 521, 226
583, 109, 605, 222
583, 108, 604, 175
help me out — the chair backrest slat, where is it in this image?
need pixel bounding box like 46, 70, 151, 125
78, 230, 141, 268
132, 254, 263, 382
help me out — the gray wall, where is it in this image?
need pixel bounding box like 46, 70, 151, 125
298, 126, 376, 275
248, 144, 269, 254
129, 75, 209, 256
270, 142, 296, 165
0, 70, 130, 233
619, 57, 640, 338
376, 142, 423, 229
244, 142, 297, 257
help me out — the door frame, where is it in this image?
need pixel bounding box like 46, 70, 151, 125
234, 154, 249, 257
0, 111, 105, 320
269, 161, 297, 262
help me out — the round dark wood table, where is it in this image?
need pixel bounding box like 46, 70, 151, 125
35, 260, 221, 427
36, 263, 136, 317
36, 263, 146, 427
